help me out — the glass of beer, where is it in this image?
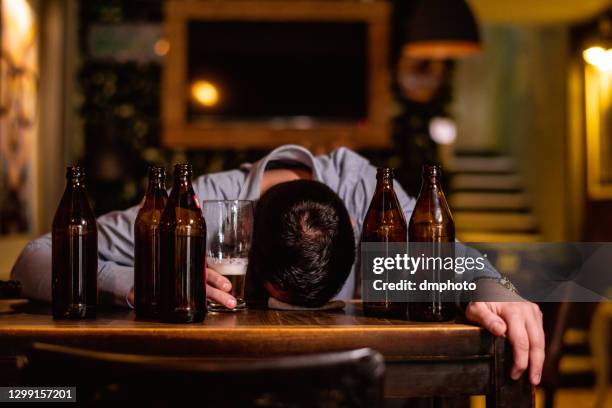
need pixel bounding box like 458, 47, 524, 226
202, 200, 253, 312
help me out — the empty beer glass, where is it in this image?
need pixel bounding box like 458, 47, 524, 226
203, 200, 253, 312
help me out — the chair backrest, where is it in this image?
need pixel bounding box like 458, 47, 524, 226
18, 342, 385, 407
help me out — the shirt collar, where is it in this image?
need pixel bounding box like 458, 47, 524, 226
239, 144, 321, 200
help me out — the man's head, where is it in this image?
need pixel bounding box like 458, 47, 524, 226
250, 180, 355, 307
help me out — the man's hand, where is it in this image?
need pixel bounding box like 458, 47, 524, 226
465, 301, 545, 386
127, 268, 237, 309
206, 268, 237, 309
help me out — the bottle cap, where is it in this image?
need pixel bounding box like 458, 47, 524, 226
66, 166, 85, 178
148, 165, 166, 178
376, 167, 394, 179
423, 164, 441, 177
174, 163, 192, 173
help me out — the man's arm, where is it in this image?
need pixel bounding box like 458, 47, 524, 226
11, 205, 140, 306
11, 236, 52, 303
398, 180, 544, 385
324, 147, 544, 386
10, 232, 135, 306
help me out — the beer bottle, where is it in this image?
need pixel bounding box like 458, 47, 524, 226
408, 164, 456, 322
52, 166, 97, 319
134, 166, 168, 319
159, 164, 206, 323
361, 167, 408, 319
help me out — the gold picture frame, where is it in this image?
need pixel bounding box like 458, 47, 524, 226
162, 0, 392, 149
585, 64, 612, 199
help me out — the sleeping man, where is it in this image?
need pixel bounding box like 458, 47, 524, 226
12, 144, 545, 385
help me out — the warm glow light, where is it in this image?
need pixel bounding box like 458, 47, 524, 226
191, 80, 219, 107
429, 117, 457, 145
153, 38, 170, 56
3, 0, 34, 41
403, 41, 481, 59
2, 0, 37, 68
584, 51, 612, 199
583, 46, 612, 72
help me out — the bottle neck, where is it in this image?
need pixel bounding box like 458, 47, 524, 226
67, 178, 85, 189
147, 176, 166, 192
148, 178, 164, 191
421, 165, 442, 190
147, 169, 166, 192
58, 167, 94, 221
375, 168, 394, 190
172, 164, 192, 191
422, 175, 441, 189
65, 167, 86, 190
173, 174, 191, 189
167, 165, 200, 211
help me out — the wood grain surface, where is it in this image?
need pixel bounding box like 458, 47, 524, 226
0, 301, 490, 357
0, 300, 532, 404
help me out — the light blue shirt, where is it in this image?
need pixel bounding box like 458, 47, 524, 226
11, 145, 498, 306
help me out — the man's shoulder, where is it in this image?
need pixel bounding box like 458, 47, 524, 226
321, 147, 372, 172
313, 146, 375, 192
192, 168, 247, 199
196, 167, 247, 178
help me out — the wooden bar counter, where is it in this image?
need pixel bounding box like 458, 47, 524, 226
0, 300, 532, 406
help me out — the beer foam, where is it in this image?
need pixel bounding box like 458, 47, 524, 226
208, 257, 248, 275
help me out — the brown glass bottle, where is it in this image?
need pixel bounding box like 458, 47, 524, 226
361, 167, 408, 319
159, 164, 206, 323
408, 164, 456, 322
134, 166, 168, 319
52, 166, 97, 319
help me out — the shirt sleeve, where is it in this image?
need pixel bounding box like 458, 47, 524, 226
191, 169, 247, 201
10, 232, 135, 307
10, 235, 53, 303
10, 204, 148, 307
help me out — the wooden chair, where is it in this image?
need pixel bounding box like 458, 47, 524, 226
590, 299, 612, 408
541, 301, 600, 408
18, 342, 385, 407
540, 301, 572, 408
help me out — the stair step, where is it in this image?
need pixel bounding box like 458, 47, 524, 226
454, 212, 538, 232
449, 192, 531, 211
457, 231, 542, 243
451, 174, 523, 191
449, 156, 516, 173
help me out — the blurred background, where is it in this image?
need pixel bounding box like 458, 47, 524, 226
1, 0, 611, 406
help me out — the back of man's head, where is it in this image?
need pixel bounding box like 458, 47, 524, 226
250, 180, 355, 307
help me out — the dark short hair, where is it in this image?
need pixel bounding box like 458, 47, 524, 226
249, 180, 355, 307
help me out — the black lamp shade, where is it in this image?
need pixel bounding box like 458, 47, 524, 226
404, 0, 481, 59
